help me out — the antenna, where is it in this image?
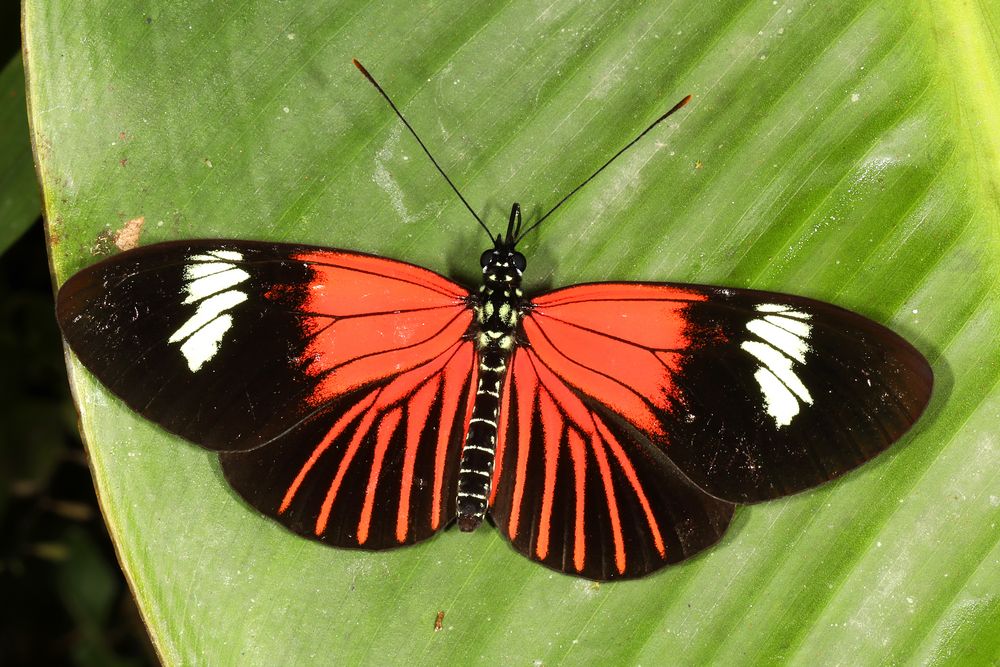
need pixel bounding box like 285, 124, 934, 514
515, 94, 692, 243
352, 59, 493, 239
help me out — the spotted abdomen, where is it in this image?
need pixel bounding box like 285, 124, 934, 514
456, 267, 524, 530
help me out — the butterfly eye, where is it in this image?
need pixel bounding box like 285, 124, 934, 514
512, 252, 526, 272
480, 250, 494, 267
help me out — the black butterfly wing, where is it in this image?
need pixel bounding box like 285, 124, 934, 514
521, 282, 932, 504
57, 240, 478, 547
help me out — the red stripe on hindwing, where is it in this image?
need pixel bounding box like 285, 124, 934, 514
358, 407, 403, 544
535, 389, 561, 560
586, 422, 626, 574
397, 378, 439, 542
317, 407, 379, 535
432, 343, 476, 530
566, 429, 587, 573
507, 350, 538, 539
279, 391, 379, 514
529, 351, 631, 573
594, 418, 666, 559
296, 340, 475, 542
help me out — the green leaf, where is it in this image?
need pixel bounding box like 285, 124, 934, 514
0, 54, 41, 253
27, 1, 1000, 665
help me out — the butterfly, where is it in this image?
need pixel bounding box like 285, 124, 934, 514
55, 61, 933, 580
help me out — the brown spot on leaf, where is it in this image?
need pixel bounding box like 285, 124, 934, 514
114, 216, 145, 251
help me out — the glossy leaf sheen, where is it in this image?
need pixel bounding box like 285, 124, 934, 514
26, 1, 1000, 664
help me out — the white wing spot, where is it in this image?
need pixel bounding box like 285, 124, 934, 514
209, 249, 243, 261
169, 290, 247, 343
169, 251, 250, 372
763, 313, 810, 337
745, 318, 808, 363
185, 261, 234, 279
752, 367, 800, 427
742, 303, 813, 427
182, 267, 251, 304
178, 314, 234, 372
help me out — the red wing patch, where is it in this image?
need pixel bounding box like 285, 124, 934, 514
525, 283, 710, 436
286, 250, 472, 405
294, 250, 469, 305
489, 347, 733, 580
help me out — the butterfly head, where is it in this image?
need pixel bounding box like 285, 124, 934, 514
478, 202, 527, 286
479, 244, 526, 286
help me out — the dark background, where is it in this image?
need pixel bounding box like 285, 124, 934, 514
1, 7, 157, 666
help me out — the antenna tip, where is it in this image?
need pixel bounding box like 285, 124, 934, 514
680, 94, 693, 106
353, 59, 377, 85
657, 94, 693, 122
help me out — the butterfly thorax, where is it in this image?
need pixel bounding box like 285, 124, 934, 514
456, 246, 527, 531
472, 249, 526, 352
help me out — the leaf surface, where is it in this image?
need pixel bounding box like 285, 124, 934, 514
26, 1, 1000, 664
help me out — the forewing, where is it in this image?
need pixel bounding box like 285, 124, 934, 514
524, 283, 932, 504
56, 240, 472, 452
489, 347, 735, 580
